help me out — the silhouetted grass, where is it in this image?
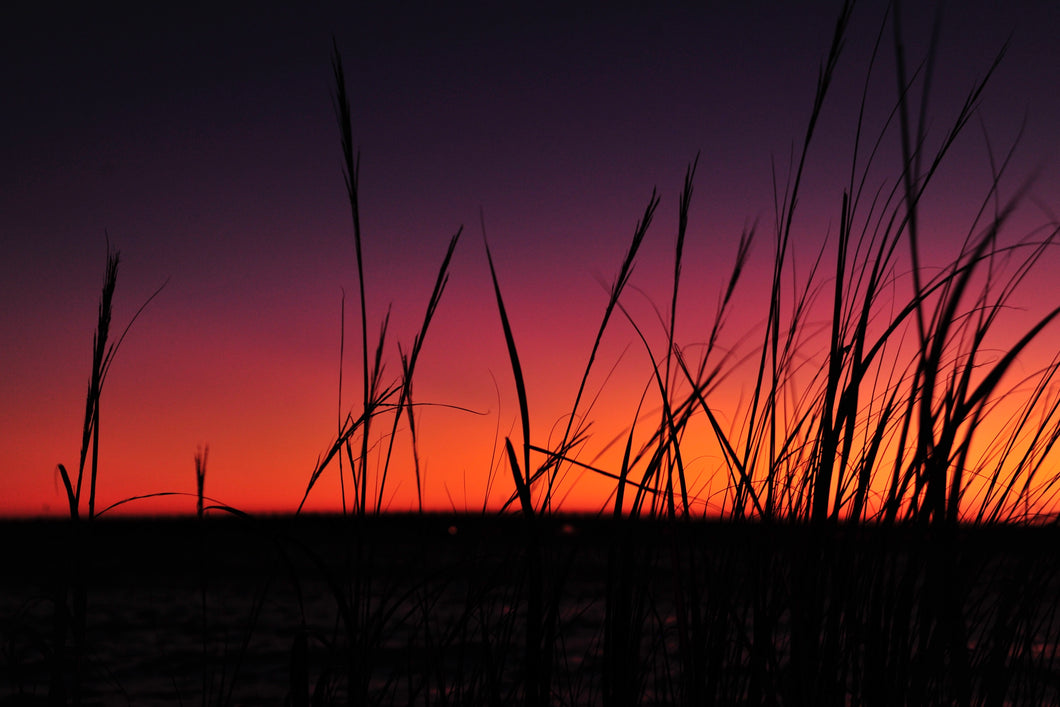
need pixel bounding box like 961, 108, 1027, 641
33, 246, 165, 706
9, 2, 1060, 705
467, 0, 1060, 704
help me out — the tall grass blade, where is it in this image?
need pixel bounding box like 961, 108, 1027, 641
483, 218, 532, 506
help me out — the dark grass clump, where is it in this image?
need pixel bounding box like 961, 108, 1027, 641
445, 1, 1060, 704
30, 246, 165, 706
278, 4, 1060, 703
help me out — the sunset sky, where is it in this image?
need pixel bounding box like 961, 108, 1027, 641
3, 1, 1060, 517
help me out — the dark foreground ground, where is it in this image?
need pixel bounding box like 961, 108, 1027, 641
2, 514, 1060, 705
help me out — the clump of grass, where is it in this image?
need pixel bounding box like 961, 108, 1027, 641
55, 246, 167, 524
274, 1, 1060, 702
284, 41, 465, 707
41, 245, 166, 705
474, 1, 1060, 704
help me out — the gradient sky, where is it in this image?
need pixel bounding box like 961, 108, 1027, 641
3, 1, 1060, 517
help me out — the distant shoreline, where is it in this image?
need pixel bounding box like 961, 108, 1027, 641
5, 512, 1057, 580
